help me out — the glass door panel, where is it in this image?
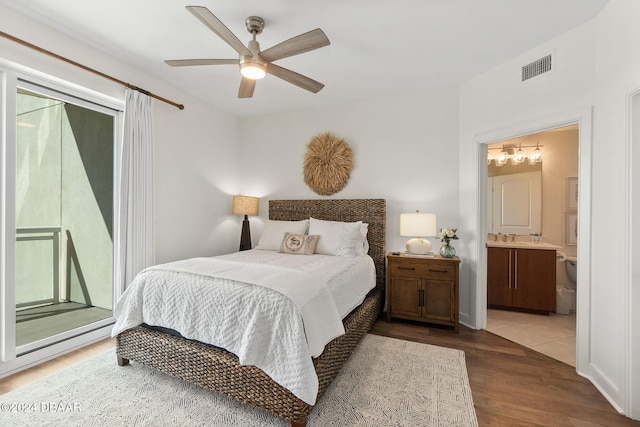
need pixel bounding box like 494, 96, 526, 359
15, 87, 114, 351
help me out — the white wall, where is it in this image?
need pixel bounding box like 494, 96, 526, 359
238, 88, 468, 319
153, 95, 241, 262
459, 0, 640, 417
593, 0, 640, 419
239, 88, 461, 248
631, 87, 640, 421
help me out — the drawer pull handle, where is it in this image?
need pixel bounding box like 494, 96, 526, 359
398, 266, 416, 271
428, 268, 448, 273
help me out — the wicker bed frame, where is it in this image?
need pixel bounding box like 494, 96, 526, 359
115, 199, 386, 427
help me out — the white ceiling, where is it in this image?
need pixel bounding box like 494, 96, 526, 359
1, 0, 608, 117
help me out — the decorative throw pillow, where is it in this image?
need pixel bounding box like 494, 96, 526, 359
255, 219, 310, 251
308, 217, 362, 257
279, 233, 320, 255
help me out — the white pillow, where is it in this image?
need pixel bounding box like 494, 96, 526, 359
355, 223, 370, 256
256, 219, 310, 251
309, 217, 362, 257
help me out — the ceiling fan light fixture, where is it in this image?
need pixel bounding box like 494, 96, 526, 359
170, 7, 330, 98
240, 62, 266, 80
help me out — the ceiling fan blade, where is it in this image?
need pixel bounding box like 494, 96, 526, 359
186, 6, 252, 57
238, 77, 256, 98
260, 29, 330, 62
165, 59, 239, 67
267, 63, 324, 93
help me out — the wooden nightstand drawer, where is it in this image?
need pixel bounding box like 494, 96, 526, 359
388, 259, 429, 277
389, 258, 456, 280
423, 263, 456, 280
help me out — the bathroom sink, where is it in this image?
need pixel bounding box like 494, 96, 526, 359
486, 240, 562, 250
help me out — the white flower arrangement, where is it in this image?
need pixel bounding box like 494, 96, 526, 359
437, 228, 459, 244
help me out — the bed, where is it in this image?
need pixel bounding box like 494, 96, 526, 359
115, 198, 386, 427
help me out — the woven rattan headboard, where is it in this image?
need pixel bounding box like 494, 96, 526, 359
269, 199, 386, 290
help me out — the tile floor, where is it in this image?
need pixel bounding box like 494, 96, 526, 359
485, 308, 576, 367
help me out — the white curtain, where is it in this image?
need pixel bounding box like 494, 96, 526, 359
117, 89, 155, 288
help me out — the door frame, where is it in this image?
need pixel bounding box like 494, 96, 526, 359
474, 107, 593, 374
626, 87, 639, 419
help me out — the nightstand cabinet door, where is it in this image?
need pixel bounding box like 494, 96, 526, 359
424, 280, 455, 323
389, 276, 422, 318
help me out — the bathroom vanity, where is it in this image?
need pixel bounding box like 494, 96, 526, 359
487, 241, 560, 314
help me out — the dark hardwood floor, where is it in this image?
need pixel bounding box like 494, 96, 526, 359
3, 317, 637, 426
370, 318, 639, 426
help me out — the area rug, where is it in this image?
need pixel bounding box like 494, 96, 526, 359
0, 334, 478, 426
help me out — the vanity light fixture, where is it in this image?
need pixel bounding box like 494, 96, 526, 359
400, 210, 437, 254
488, 143, 543, 166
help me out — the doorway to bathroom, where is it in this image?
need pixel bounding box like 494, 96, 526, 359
484, 125, 579, 366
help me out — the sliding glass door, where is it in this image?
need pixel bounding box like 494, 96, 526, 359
0, 69, 122, 369
15, 85, 116, 353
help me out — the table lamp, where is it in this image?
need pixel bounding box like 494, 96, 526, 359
232, 195, 259, 251
400, 211, 437, 254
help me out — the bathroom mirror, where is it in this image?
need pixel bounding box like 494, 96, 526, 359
487, 167, 542, 236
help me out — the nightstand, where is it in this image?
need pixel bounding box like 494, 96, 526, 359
386, 253, 460, 333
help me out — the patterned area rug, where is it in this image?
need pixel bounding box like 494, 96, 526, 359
0, 334, 478, 426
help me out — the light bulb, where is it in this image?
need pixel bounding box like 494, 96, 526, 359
240, 63, 266, 80
529, 147, 542, 163
512, 147, 525, 164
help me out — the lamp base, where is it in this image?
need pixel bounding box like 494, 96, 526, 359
239, 215, 252, 251
405, 237, 432, 255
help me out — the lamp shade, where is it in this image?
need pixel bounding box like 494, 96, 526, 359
232, 195, 259, 216
400, 211, 437, 254
400, 211, 436, 237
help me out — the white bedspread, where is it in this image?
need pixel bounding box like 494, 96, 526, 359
111, 255, 361, 405
217, 250, 376, 318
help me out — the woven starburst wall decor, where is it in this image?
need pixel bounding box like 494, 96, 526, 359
303, 132, 353, 196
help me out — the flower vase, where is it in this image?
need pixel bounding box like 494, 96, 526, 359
439, 242, 456, 258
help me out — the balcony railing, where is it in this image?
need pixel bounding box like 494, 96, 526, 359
16, 226, 61, 309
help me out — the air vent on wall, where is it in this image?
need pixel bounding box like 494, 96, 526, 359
521, 53, 553, 81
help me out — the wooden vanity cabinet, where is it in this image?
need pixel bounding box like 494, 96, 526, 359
487, 246, 556, 313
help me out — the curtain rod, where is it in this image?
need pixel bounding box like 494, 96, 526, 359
1, 31, 184, 110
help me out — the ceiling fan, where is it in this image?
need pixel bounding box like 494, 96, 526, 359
165, 6, 330, 99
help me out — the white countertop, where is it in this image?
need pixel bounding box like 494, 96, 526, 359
486, 241, 562, 250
